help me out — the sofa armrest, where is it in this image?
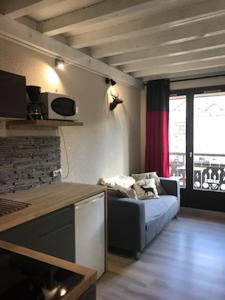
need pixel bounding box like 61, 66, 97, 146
160, 178, 180, 203
108, 196, 146, 253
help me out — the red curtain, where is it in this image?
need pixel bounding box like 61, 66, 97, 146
145, 80, 170, 177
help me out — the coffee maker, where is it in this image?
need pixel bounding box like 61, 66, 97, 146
26, 86, 46, 120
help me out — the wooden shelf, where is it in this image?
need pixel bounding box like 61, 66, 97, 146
5, 120, 83, 129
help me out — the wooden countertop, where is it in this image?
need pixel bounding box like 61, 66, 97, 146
0, 239, 96, 300
0, 182, 106, 232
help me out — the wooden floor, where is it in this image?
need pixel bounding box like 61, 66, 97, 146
97, 209, 225, 300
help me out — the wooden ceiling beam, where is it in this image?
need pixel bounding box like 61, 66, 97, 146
0, 0, 61, 19
104, 34, 225, 73
40, 0, 173, 37
0, 14, 141, 88
69, 0, 225, 48
121, 48, 225, 73
132, 56, 225, 78
104, 16, 225, 64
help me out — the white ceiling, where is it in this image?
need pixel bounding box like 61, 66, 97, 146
1, 0, 225, 83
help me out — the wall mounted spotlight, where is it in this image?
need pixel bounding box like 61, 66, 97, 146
55, 58, 65, 70
105, 78, 116, 86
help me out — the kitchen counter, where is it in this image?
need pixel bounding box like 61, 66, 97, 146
0, 239, 96, 300
0, 182, 106, 232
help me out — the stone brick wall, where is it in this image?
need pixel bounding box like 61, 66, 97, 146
0, 136, 61, 194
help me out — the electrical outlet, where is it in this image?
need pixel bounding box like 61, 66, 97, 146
53, 169, 62, 177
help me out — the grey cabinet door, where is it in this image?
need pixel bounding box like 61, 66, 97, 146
0, 206, 75, 262
34, 221, 75, 262
0, 219, 36, 249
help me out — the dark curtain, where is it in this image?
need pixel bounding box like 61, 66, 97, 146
145, 79, 170, 177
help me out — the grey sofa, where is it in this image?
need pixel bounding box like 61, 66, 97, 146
108, 178, 180, 259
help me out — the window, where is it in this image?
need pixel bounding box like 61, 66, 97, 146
193, 92, 225, 192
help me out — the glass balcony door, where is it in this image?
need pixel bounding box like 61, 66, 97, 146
169, 95, 187, 188
169, 86, 225, 212
193, 92, 225, 192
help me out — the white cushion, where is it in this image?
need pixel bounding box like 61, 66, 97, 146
133, 178, 159, 200
99, 175, 135, 189
132, 172, 166, 195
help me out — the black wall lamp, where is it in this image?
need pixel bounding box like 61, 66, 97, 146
105, 78, 123, 111
105, 78, 116, 86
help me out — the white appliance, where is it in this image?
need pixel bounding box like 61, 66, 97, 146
40, 92, 79, 121
74, 193, 105, 279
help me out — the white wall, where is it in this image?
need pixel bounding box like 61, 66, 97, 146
0, 38, 141, 184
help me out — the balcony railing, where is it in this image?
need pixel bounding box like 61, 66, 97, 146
170, 152, 225, 192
